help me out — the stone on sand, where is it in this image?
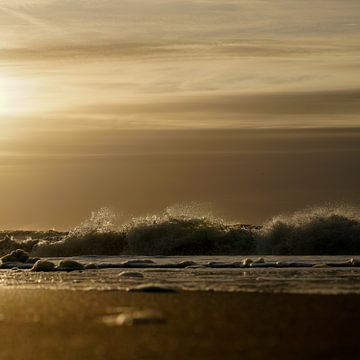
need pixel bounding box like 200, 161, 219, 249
84, 263, 99, 269
119, 271, 144, 278
242, 258, 253, 267
57, 260, 84, 271
1, 249, 29, 263
31, 259, 56, 272
127, 283, 177, 292
26, 257, 40, 264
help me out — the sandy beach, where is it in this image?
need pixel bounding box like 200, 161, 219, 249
0, 0, 359, 359
0, 289, 359, 360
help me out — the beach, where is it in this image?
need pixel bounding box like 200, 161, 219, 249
0, 0, 359, 359
0, 289, 359, 360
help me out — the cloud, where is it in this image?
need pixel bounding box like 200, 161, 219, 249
77, 88, 360, 117
0, 39, 358, 62
14, 89, 358, 130
0, 4, 58, 33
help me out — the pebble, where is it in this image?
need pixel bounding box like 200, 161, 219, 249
127, 283, 177, 292
119, 271, 144, 278
31, 259, 56, 272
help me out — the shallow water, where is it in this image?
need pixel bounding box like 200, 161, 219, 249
2, 255, 360, 294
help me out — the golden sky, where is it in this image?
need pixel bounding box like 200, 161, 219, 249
0, 1, 359, 228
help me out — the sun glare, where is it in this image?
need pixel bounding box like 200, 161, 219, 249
0, 72, 30, 116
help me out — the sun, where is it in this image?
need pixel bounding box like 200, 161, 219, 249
0, 72, 30, 116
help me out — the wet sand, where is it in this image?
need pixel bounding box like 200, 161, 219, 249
0, 289, 359, 360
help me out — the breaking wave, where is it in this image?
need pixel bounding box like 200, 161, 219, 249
258, 206, 360, 255
1, 205, 360, 256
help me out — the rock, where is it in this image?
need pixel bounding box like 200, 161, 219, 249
350, 258, 360, 267
1, 249, 29, 263
241, 258, 253, 267
119, 271, 144, 278
26, 257, 40, 264
127, 283, 177, 292
206, 261, 240, 268
325, 261, 351, 267
250, 262, 275, 268
178, 261, 197, 268
275, 261, 313, 268
312, 263, 329, 268
84, 263, 99, 270
0, 261, 32, 269
31, 260, 56, 272
181, 265, 204, 269
206, 261, 230, 268
57, 260, 84, 271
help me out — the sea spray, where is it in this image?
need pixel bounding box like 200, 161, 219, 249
123, 211, 255, 255
257, 205, 360, 255
33, 208, 126, 256
1, 205, 360, 256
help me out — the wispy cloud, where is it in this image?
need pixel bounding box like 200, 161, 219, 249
0, 4, 58, 33
1, 39, 359, 62
76, 88, 360, 117
11, 89, 358, 130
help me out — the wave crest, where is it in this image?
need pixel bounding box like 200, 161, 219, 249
123, 212, 255, 255
257, 205, 360, 255
5, 205, 360, 256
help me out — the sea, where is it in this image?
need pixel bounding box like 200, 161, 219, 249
2, 255, 360, 295
0, 205, 359, 294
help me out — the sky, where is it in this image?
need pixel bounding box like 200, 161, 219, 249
0, 0, 359, 229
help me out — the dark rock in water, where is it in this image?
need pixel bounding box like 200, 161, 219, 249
121, 259, 155, 267
1, 249, 29, 263
119, 271, 144, 278
206, 261, 241, 268
250, 262, 276, 268
241, 258, 253, 267
31, 259, 56, 272
56, 260, 84, 271
0, 262, 32, 269
324, 261, 352, 268
97, 263, 126, 269
312, 263, 329, 268
127, 283, 177, 292
84, 263, 99, 270
26, 257, 40, 264
155, 261, 197, 269
178, 260, 197, 268
350, 258, 360, 267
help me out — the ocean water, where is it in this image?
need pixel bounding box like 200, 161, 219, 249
1, 205, 360, 257
0, 205, 359, 294
1, 255, 360, 295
